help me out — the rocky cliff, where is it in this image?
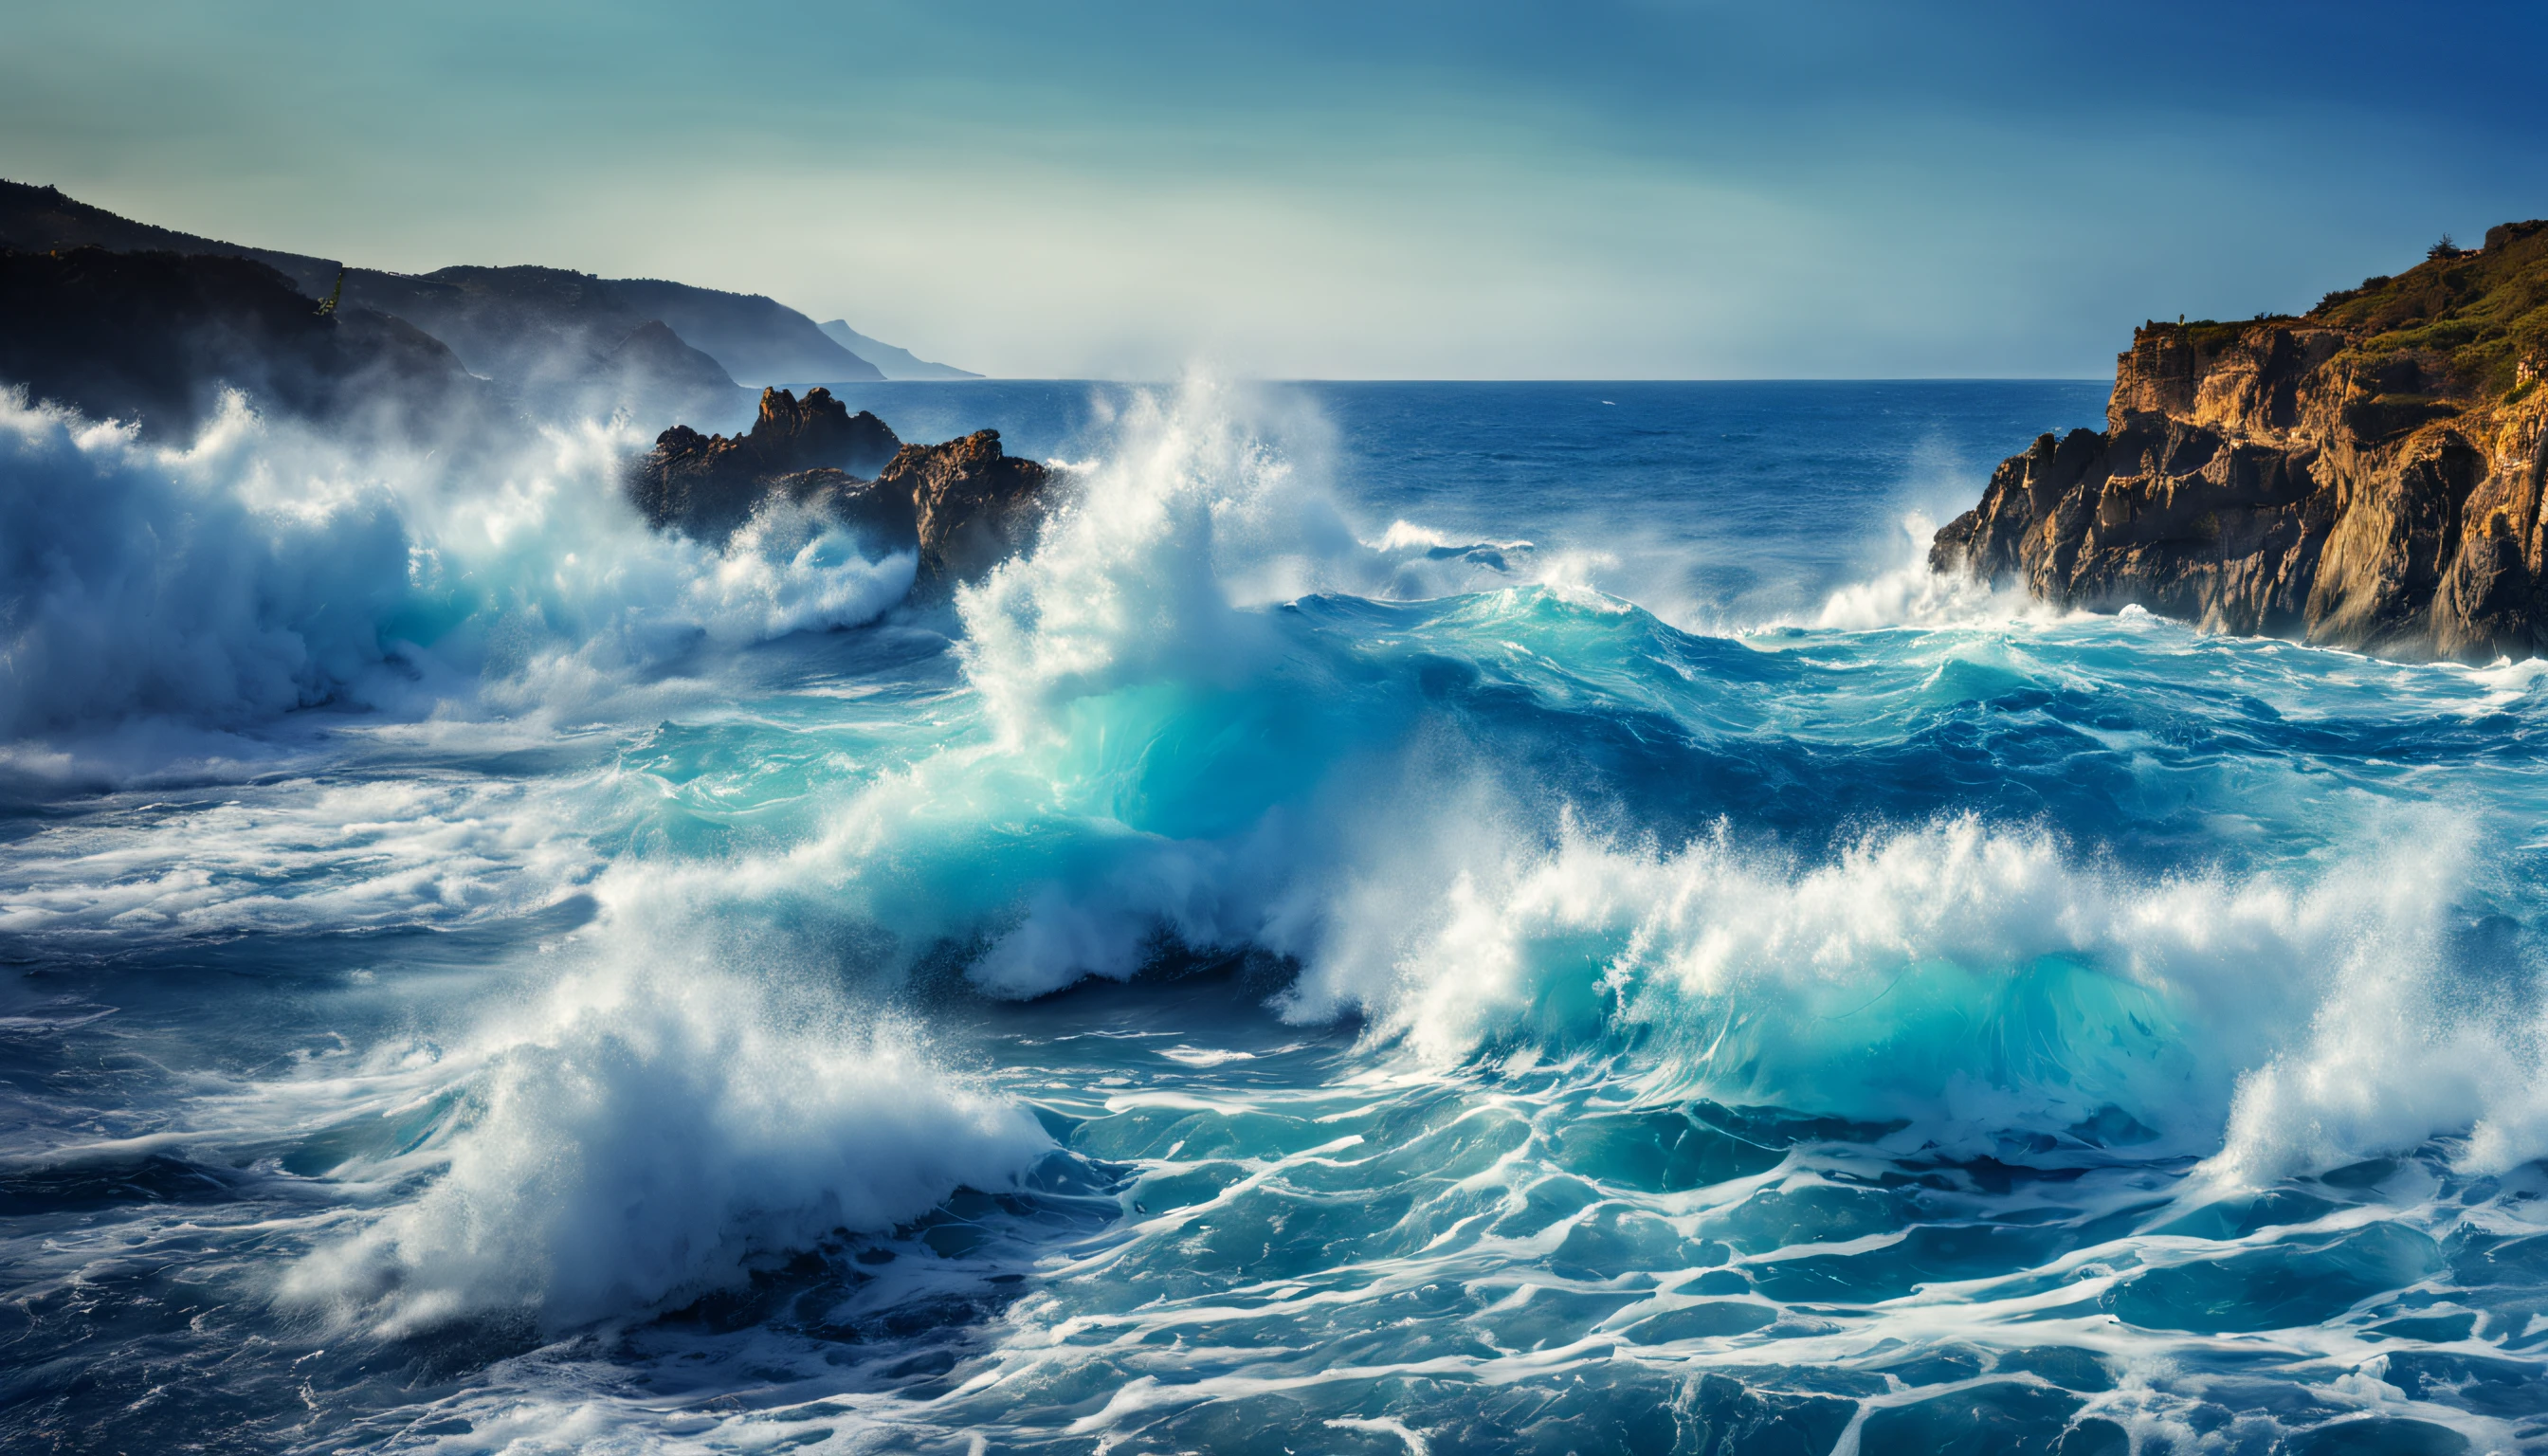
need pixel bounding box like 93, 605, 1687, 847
0, 180, 883, 423
629, 389, 1055, 592
629, 387, 902, 537
0, 179, 342, 296
1932, 220, 2548, 660
872, 428, 1055, 587
0, 246, 496, 441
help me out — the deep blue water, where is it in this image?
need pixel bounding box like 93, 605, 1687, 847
4, 379, 2546, 1454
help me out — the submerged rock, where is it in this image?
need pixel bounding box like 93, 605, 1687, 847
630, 389, 1056, 592
1932, 219, 2548, 660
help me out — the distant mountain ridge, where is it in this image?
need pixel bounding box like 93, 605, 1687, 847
0, 246, 498, 442
816, 320, 981, 380
0, 181, 981, 426
338, 264, 876, 389
0, 180, 345, 296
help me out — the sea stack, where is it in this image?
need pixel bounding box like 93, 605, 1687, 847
628, 385, 903, 537
629, 387, 1057, 592
1931, 220, 2548, 660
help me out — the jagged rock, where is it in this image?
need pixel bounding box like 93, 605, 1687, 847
629, 397, 1057, 596
874, 429, 1053, 588
743, 430, 1052, 589
762, 466, 923, 545
0, 245, 495, 441
629, 386, 901, 537
1933, 219, 2548, 660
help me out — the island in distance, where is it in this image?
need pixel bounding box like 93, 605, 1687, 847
1933, 220, 2548, 661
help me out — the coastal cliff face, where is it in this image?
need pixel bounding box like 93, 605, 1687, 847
1, 180, 887, 424
630, 388, 1056, 592
1932, 220, 2548, 659
0, 246, 494, 440
0, 179, 342, 297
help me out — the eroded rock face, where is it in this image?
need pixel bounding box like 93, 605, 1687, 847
630, 396, 1057, 596
1933, 221, 2548, 660
629, 386, 901, 537
874, 429, 1053, 589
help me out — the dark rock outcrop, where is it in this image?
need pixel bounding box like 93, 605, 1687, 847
876, 428, 1054, 586
1933, 220, 2548, 660
630, 391, 1056, 592
630, 387, 902, 537
0, 246, 495, 441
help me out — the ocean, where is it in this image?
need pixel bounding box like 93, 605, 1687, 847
3, 378, 2544, 1454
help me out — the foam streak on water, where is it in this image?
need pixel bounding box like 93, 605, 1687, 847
3, 378, 2545, 1454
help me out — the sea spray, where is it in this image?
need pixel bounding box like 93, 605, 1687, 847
0, 388, 916, 749
9, 379, 2547, 1454
280, 926, 1050, 1336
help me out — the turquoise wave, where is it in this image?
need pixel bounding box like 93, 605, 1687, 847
3, 380, 2541, 1454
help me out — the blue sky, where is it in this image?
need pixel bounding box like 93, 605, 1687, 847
7, 1, 2543, 378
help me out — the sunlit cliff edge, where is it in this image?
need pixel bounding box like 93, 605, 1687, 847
1933, 220, 2548, 660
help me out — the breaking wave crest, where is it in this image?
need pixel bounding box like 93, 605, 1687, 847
9, 377, 2547, 1454
277, 938, 1051, 1336
619, 379, 2548, 1186
0, 389, 913, 747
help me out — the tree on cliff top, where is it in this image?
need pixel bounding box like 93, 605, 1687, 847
2308, 220, 2548, 398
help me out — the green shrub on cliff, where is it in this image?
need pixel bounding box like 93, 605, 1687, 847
2308, 220, 2548, 400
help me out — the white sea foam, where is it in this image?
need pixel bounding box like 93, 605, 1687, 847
9, 377, 2546, 1449
280, 931, 1049, 1335
911, 384, 2548, 1176
1806, 511, 2074, 631
1283, 802, 2539, 1174
0, 389, 914, 748
0, 773, 595, 937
